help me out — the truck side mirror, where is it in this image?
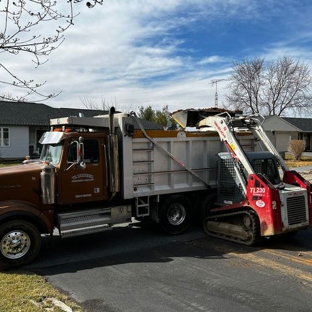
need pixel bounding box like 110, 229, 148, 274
78, 137, 86, 169
66, 138, 86, 170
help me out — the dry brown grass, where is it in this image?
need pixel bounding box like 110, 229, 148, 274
285, 154, 312, 168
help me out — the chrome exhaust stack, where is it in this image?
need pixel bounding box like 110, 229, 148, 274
107, 107, 120, 194
41, 164, 56, 204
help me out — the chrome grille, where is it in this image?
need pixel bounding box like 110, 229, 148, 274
286, 195, 307, 225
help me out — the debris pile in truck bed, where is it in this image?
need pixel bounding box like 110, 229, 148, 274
171, 107, 242, 128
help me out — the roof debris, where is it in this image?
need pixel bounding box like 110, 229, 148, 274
171, 107, 242, 128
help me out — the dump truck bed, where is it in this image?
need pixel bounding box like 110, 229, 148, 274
121, 130, 222, 199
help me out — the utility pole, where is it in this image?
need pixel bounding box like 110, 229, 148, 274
211, 79, 225, 108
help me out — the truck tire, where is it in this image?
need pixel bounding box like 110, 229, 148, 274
160, 195, 192, 235
200, 194, 217, 220
0, 220, 41, 270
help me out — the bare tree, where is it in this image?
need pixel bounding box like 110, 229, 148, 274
80, 97, 138, 113
0, 0, 103, 102
226, 56, 312, 116
80, 97, 116, 111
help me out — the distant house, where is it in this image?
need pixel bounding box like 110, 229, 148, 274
262, 115, 312, 152
0, 101, 162, 159
282, 117, 312, 151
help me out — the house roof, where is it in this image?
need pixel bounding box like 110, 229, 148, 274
282, 117, 312, 133
0, 101, 163, 130
0, 101, 107, 126
262, 115, 301, 132
262, 115, 312, 132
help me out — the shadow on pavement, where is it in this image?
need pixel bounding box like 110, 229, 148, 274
27, 222, 312, 276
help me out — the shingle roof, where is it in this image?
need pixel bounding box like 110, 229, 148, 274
0, 101, 107, 126
0, 101, 163, 130
282, 117, 312, 132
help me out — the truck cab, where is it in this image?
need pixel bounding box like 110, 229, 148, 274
40, 131, 110, 205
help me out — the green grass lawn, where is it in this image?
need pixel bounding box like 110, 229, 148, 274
0, 270, 84, 311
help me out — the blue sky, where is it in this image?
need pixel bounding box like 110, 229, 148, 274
2, 0, 312, 113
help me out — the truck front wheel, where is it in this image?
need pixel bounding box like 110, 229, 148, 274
0, 220, 41, 270
160, 195, 192, 235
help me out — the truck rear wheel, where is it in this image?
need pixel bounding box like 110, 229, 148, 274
160, 195, 192, 235
0, 220, 41, 270
199, 193, 217, 220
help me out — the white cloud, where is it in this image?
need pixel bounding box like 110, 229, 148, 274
1, 0, 312, 113
198, 56, 229, 65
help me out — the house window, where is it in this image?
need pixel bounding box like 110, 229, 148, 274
0, 127, 9, 147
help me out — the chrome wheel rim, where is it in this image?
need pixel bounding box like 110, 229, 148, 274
167, 203, 186, 226
1, 230, 31, 259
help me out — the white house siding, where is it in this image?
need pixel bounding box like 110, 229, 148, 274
0, 126, 29, 158
29, 127, 37, 147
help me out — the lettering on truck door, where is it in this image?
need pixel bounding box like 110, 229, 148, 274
59, 138, 108, 204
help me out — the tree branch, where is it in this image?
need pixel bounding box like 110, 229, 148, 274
0, 0, 103, 101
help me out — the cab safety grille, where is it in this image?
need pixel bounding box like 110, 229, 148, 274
286, 195, 307, 225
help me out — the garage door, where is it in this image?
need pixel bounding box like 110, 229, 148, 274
275, 133, 290, 152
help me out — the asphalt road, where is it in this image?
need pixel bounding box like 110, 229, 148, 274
28, 222, 312, 312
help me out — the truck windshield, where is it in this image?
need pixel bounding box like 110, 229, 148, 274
40, 143, 63, 165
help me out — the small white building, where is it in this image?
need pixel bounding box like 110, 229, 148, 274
0, 101, 108, 159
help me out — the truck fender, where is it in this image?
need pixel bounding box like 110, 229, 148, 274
0, 200, 53, 234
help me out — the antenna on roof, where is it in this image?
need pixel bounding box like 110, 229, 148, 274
211, 79, 226, 108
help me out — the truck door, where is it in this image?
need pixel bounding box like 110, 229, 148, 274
58, 138, 109, 205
